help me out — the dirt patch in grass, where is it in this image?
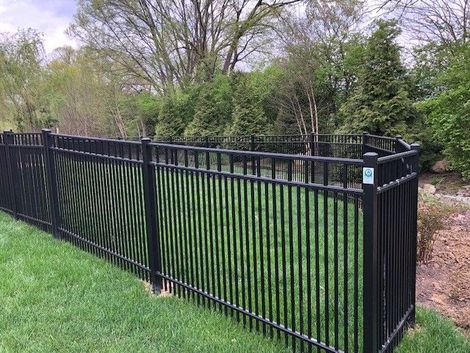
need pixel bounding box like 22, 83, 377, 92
142, 280, 174, 297
416, 207, 470, 339
404, 324, 423, 339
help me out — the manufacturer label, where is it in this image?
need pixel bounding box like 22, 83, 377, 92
363, 167, 375, 185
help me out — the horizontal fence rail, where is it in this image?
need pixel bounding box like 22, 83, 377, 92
0, 130, 419, 353
142, 132, 408, 190
125, 132, 406, 161
153, 134, 366, 159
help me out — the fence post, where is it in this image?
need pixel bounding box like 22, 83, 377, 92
362, 131, 369, 155
141, 138, 162, 294
309, 132, 315, 156
363, 152, 379, 353
409, 143, 421, 327
250, 134, 255, 151
42, 129, 61, 239
395, 135, 403, 153
411, 143, 421, 173
3, 130, 18, 219
309, 133, 315, 183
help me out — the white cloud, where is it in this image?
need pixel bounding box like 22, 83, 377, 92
0, 0, 78, 54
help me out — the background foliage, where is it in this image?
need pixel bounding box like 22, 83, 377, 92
0, 0, 469, 177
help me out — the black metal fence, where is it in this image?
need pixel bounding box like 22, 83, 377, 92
0, 130, 419, 353
154, 134, 362, 157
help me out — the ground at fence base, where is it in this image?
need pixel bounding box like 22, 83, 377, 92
394, 309, 469, 353
1, 211, 469, 353
142, 280, 173, 297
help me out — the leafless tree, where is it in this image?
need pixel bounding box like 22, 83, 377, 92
274, 0, 364, 135
381, 0, 470, 46
70, 0, 300, 92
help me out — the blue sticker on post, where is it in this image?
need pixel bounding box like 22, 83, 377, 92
363, 167, 374, 184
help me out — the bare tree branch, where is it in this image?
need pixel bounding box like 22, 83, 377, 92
381, 0, 470, 46
70, 0, 299, 91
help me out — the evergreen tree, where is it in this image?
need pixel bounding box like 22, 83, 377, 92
184, 83, 226, 137
339, 20, 417, 136
271, 108, 301, 135
225, 75, 269, 137
183, 75, 233, 137
155, 93, 187, 137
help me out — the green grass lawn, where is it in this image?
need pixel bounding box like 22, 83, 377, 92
0, 211, 284, 353
1, 212, 469, 353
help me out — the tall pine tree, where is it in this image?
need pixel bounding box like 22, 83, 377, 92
339, 20, 417, 136
225, 75, 269, 137
155, 93, 188, 137
184, 76, 232, 137
184, 85, 222, 136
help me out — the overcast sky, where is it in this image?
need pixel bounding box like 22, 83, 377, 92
0, 0, 77, 53
0, 0, 394, 56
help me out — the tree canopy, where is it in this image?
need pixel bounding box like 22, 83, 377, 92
1, 1, 470, 177
339, 20, 417, 136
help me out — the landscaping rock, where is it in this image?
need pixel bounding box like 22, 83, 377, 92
431, 160, 449, 173
422, 183, 436, 194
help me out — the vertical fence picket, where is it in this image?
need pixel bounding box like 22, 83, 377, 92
362, 131, 369, 156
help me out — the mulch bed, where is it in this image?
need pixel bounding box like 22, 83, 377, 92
416, 208, 470, 338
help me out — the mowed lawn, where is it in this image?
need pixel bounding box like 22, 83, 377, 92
0, 212, 285, 353
0, 212, 469, 353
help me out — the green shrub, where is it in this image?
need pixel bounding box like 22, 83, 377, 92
417, 44, 470, 179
